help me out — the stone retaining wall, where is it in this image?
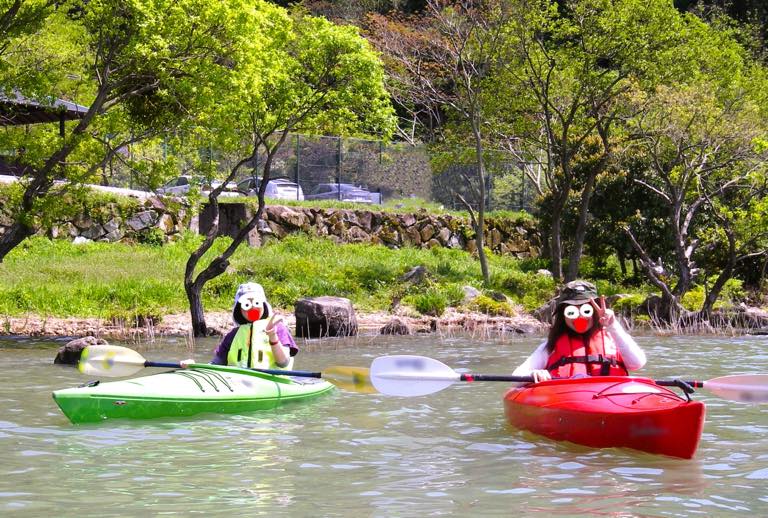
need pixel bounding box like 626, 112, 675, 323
1, 193, 540, 257
0, 189, 192, 244
201, 203, 541, 258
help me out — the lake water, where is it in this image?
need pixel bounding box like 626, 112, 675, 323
1, 332, 767, 516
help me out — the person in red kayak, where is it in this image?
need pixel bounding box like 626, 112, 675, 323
181, 282, 298, 369
513, 280, 646, 382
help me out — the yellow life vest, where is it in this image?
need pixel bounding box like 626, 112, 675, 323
227, 320, 294, 370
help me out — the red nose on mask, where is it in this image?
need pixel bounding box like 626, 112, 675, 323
245, 308, 262, 322
573, 317, 590, 333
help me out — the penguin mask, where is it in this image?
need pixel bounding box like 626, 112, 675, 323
233, 282, 271, 324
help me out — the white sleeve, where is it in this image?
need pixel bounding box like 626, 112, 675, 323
512, 340, 549, 376
608, 320, 646, 371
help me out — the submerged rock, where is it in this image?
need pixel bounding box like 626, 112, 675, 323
54, 336, 108, 365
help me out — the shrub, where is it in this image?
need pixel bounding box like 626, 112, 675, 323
518, 257, 550, 273
470, 294, 514, 316
612, 294, 646, 314
443, 283, 466, 307
411, 288, 447, 316
136, 227, 166, 246
496, 270, 556, 311
580, 255, 624, 283
681, 288, 705, 311
681, 278, 744, 311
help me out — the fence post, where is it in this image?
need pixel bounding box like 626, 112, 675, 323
336, 136, 342, 200
294, 134, 300, 200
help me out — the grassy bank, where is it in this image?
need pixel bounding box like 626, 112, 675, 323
0, 233, 558, 323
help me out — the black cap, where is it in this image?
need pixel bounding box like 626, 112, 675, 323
556, 280, 598, 306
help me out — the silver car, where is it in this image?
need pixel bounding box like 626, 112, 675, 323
304, 183, 377, 203
156, 175, 240, 197
237, 176, 304, 201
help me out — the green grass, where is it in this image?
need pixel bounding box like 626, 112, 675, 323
0, 233, 554, 320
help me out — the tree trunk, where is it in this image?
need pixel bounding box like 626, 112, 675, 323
548, 146, 572, 282
185, 280, 209, 337
566, 170, 599, 281
699, 230, 737, 318
617, 249, 627, 277
0, 221, 35, 263
471, 119, 490, 285
549, 203, 564, 281
475, 152, 491, 286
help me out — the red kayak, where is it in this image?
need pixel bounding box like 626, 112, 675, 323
503, 376, 705, 458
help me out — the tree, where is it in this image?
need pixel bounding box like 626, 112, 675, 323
370, 0, 513, 285
623, 79, 768, 322
183, 4, 395, 336
492, 0, 695, 282
0, 0, 246, 262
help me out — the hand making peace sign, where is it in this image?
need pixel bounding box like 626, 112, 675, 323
590, 295, 615, 328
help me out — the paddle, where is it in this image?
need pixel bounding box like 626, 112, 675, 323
370, 354, 768, 402
79, 344, 375, 393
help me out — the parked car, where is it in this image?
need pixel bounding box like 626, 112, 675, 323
304, 183, 379, 204
156, 175, 240, 197
237, 176, 304, 201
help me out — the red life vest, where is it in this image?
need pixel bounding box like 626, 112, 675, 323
546, 330, 628, 377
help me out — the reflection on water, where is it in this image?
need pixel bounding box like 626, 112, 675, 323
1, 333, 767, 515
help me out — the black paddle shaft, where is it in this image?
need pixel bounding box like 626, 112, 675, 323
459, 373, 534, 382
457, 372, 703, 390
144, 361, 323, 378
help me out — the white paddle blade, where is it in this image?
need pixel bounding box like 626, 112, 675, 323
78, 344, 146, 377
705, 374, 768, 403
370, 355, 461, 396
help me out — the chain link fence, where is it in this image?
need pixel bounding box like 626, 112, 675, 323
92, 132, 536, 212
433, 159, 537, 212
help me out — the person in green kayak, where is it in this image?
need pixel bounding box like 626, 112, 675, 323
513, 280, 646, 383
181, 282, 298, 369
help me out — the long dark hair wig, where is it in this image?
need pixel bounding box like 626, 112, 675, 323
545, 303, 602, 354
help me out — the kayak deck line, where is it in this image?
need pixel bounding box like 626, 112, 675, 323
174, 369, 234, 393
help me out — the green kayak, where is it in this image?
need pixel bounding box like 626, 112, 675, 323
52, 364, 335, 424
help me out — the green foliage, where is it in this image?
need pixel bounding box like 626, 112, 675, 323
136, 227, 166, 247
579, 255, 625, 283
443, 284, 466, 307
470, 294, 515, 317
383, 197, 449, 213
0, 232, 757, 320
0, 0, 261, 260
0, 234, 474, 317
681, 278, 746, 311
611, 294, 646, 314
681, 288, 705, 311
517, 257, 551, 273
494, 269, 557, 311
410, 288, 447, 317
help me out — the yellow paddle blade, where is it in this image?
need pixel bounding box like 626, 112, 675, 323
322, 366, 376, 394
78, 344, 147, 377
